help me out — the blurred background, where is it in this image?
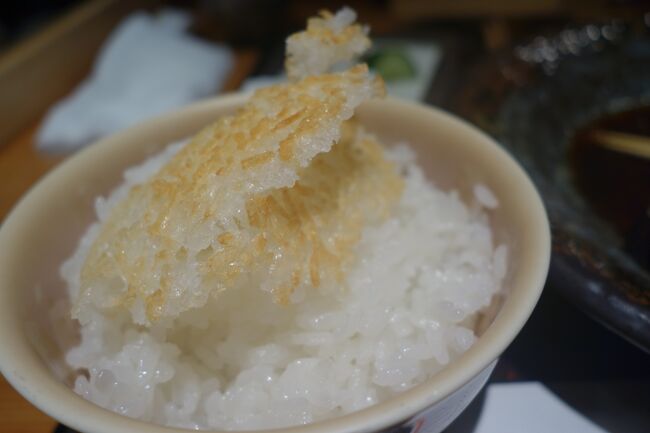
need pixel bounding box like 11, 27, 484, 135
1, 1, 649, 432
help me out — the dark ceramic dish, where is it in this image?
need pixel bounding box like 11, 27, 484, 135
454, 20, 650, 351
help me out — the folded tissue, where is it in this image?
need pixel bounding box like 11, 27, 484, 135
37, 9, 233, 153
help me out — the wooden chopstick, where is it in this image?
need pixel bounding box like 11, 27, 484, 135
590, 130, 650, 160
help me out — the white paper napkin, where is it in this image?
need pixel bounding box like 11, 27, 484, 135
474, 382, 609, 433
37, 9, 233, 153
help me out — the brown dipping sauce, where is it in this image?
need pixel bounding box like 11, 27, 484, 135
569, 106, 650, 270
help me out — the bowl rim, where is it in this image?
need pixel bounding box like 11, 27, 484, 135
0, 94, 550, 433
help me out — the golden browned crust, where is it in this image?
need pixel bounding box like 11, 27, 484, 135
244, 124, 403, 305
285, 8, 371, 81
75, 11, 398, 326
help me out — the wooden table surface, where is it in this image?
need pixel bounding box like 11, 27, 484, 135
0, 49, 258, 433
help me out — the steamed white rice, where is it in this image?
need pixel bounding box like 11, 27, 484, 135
61, 141, 506, 430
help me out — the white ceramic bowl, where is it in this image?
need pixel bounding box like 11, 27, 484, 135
0, 95, 550, 433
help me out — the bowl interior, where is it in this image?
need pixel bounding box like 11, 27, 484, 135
0, 95, 549, 433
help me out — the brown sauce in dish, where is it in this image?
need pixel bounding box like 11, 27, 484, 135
569, 106, 650, 270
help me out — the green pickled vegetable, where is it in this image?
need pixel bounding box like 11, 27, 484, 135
366, 49, 416, 81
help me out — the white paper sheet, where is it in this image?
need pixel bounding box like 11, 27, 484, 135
474, 382, 609, 433
37, 9, 233, 153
